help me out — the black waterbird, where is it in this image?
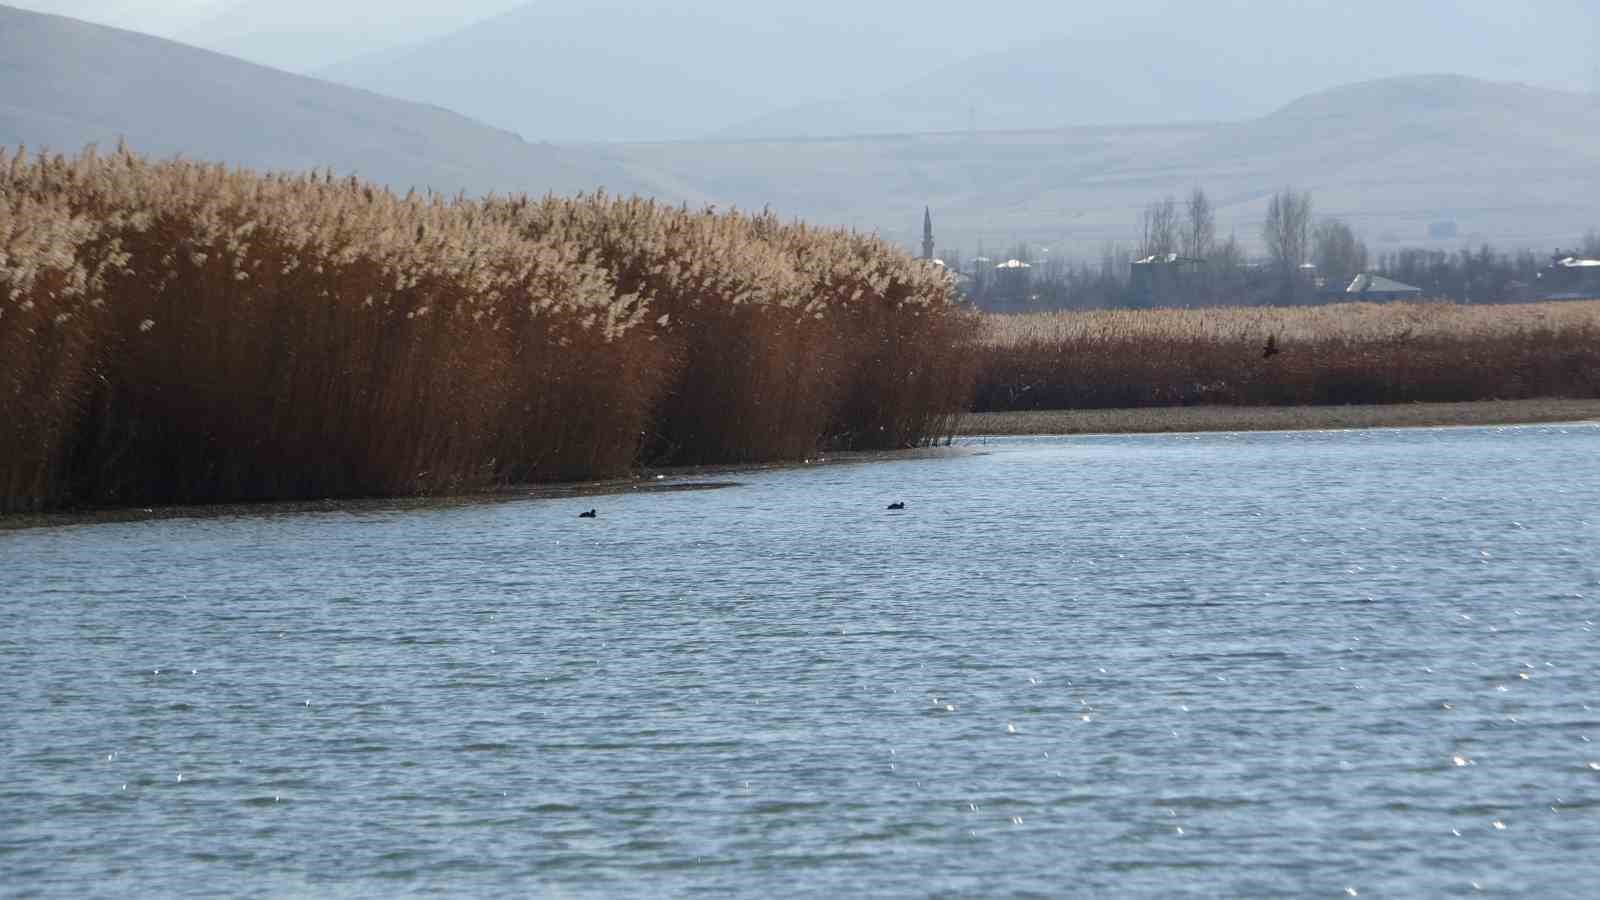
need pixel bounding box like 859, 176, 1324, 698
578, 509, 597, 519
887, 502, 906, 511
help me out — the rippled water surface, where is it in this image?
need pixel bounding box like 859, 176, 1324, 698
4, 425, 1600, 897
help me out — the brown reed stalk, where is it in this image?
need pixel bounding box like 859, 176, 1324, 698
488, 196, 978, 465
0, 190, 113, 511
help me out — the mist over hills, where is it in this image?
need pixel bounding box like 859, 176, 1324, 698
317, 0, 1595, 144
613, 75, 1600, 256
729, 6, 1595, 138
0, 0, 221, 36
1, 0, 525, 71
320, 1, 953, 144
173, 0, 525, 73
0, 5, 637, 198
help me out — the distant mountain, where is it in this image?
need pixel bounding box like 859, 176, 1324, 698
173, 0, 524, 72
614, 75, 1600, 256
0, 4, 638, 198
727, 6, 1595, 139
725, 33, 1285, 139
18, 0, 1596, 145
0, 0, 228, 37
319, 1, 949, 143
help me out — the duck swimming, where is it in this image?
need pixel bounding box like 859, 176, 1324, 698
887, 502, 906, 511
578, 509, 597, 519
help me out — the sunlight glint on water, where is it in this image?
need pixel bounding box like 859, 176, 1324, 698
2, 425, 1598, 897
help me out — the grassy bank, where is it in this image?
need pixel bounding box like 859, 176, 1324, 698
976, 301, 1600, 412
959, 398, 1600, 436
0, 147, 979, 513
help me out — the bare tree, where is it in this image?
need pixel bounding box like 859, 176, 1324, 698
1207, 232, 1247, 304
1182, 187, 1215, 260
1139, 197, 1179, 258
1583, 228, 1600, 258
1313, 218, 1369, 292
1099, 242, 1130, 284
1263, 188, 1314, 302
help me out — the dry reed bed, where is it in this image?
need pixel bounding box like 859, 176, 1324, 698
1, 147, 977, 513
976, 301, 1600, 411
959, 399, 1600, 436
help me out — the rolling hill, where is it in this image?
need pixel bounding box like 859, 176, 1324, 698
613, 76, 1600, 257
727, 2, 1594, 139
318, 0, 1594, 145
0, 4, 638, 198
172, 0, 524, 73
601, 74, 1600, 257
318, 0, 958, 144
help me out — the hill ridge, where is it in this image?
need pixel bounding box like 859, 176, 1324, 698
0, 3, 636, 199
610, 74, 1600, 255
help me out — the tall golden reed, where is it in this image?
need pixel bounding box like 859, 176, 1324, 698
0, 147, 977, 512
485, 196, 978, 463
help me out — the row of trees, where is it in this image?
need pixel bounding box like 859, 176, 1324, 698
959, 187, 1366, 310
953, 188, 1598, 312
1136, 188, 1218, 261
1136, 187, 1378, 306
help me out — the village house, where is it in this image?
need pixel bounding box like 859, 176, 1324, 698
1536, 253, 1600, 300
1129, 253, 1204, 305
1346, 273, 1425, 302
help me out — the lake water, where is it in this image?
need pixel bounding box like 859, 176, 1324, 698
3, 425, 1599, 897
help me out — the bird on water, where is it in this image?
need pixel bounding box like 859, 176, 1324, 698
578, 509, 597, 519
887, 502, 906, 511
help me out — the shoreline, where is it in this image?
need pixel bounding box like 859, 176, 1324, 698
7, 399, 1596, 530
956, 398, 1600, 436
0, 446, 976, 533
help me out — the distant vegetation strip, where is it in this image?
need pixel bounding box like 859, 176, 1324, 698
0, 147, 978, 513
959, 399, 1600, 437
975, 301, 1600, 412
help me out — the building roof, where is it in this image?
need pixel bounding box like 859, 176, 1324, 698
995, 259, 1033, 270
1133, 253, 1204, 266
1347, 273, 1423, 295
